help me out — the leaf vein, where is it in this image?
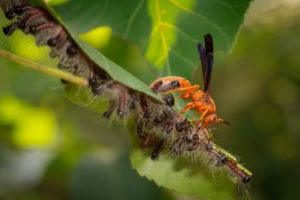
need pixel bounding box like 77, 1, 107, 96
168, 0, 231, 49
161, 22, 198, 43
124, 0, 146, 37
211, 0, 240, 17
153, 0, 170, 66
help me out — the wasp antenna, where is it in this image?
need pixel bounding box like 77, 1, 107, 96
223, 120, 230, 126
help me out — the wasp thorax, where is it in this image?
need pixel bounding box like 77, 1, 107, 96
171, 80, 180, 88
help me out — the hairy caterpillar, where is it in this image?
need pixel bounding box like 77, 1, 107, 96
0, 0, 252, 186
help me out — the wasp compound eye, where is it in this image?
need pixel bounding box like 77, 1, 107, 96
170, 80, 180, 88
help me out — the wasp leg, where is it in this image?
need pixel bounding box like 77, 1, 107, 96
195, 108, 209, 125
179, 85, 200, 99
180, 102, 195, 114
175, 85, 199, 92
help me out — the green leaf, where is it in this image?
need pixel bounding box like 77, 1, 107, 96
75, 39, 159, 100
130, 148, 236, 200
71, 153, 173, 200
30, 0, 160, 100
50, 0, 252, 78
49, 0, 152, 48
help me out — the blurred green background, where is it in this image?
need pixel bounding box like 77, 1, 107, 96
0, 0, 300, 199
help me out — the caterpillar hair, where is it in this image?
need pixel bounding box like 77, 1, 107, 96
0, 0, 252, 185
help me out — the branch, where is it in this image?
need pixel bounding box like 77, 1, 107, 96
0, 49, 88, 87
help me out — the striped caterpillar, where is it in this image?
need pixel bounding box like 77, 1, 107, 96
0, 0, 252, 186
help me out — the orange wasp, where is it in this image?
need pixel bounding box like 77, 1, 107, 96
150, 34, 228, 127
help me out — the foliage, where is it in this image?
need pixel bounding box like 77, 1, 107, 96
0, 0, 261, 199
51, 0, 252, 78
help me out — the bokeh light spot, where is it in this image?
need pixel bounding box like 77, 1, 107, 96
0, 96, 57, 149
80, 26, 112, 49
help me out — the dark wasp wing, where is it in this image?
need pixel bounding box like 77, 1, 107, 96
197, 33, 214, 93
197, 43, 207, 85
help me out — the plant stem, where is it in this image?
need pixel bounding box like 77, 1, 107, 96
0, 49, 88, 87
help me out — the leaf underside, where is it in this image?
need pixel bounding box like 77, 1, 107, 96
30, 0, 160, 100
51, 0, 253, 78
130, 148, 236, 200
